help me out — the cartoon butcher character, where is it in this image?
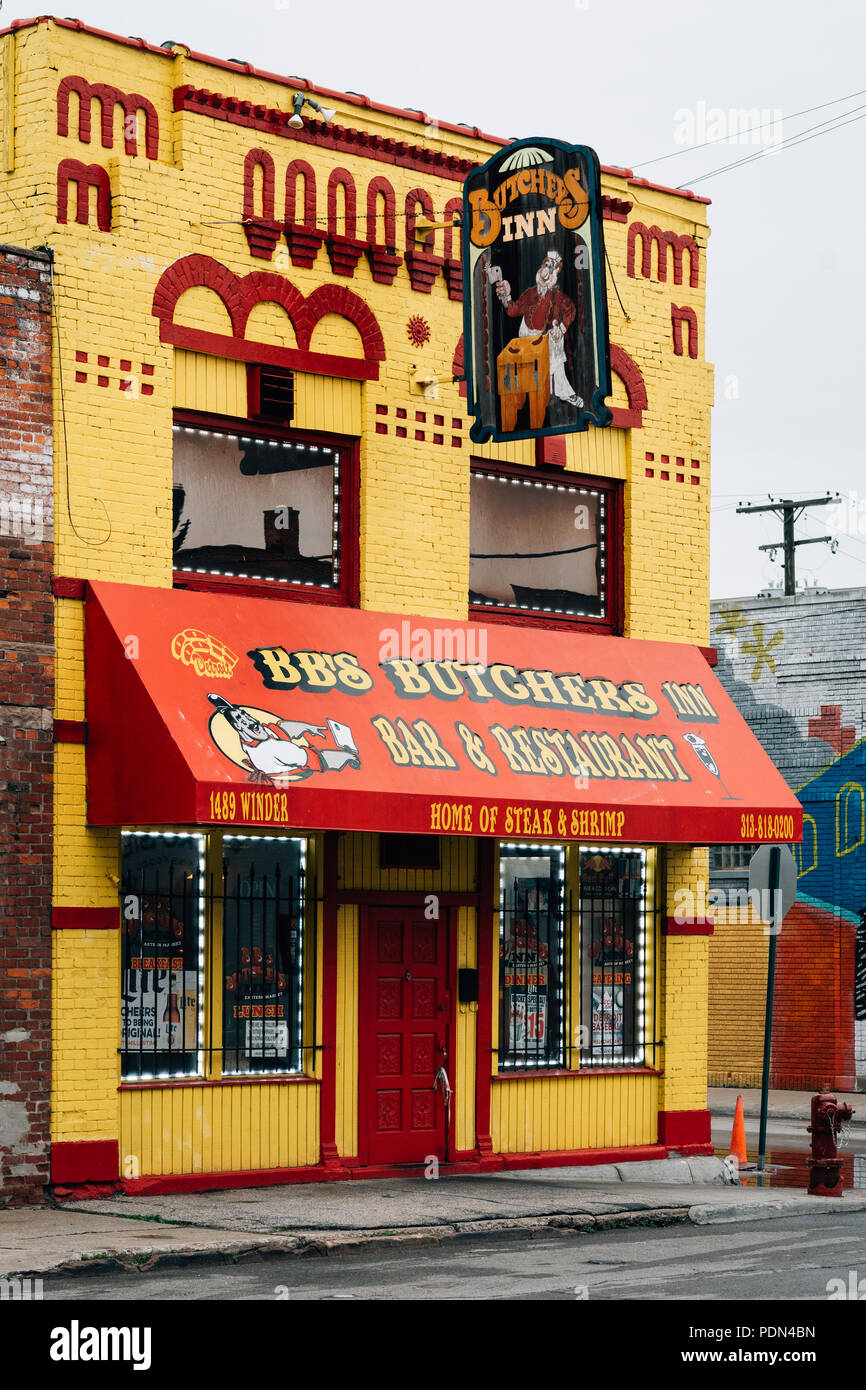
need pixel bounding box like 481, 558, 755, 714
207, 695, 361, 785
494, 249, 584, 409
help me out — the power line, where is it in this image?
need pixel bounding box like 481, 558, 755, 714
677, 104, 866, 188
633, 85, 866, 169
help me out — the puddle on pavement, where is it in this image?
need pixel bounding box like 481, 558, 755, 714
713, 1142, 866, 1191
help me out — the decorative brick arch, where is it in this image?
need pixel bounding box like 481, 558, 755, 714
327, 168, 357, 240
609, 344, 648, 427
627, 222, 699, 288
152, 254, 248, 337
238, 270, 315, 341
404, 187, 442, 293
442, 196, 462, 263
57, 76, 159, 159
56, 159, 111, 232
243, 148, 275, 222
671, 305, 699, 359
404, 187, 435, 252
305, 284, 385, 361
285, 159, 318, 228
452, 335, 466, 398
151, 253, 385, 380
365, 176, 396, 249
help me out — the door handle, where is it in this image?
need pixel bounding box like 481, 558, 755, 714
433, 1065, 452, 1126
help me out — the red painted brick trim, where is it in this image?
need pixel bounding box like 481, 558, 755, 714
657, 1109, 712, 1146
152, 253, 385, 380
51, 576, 86, 599
51, 1138, 120, 1184
602, 195, 633, 222
700, 645, 718, 667
609, 344, 647, 429
56, 159, 112, 232
53, 719, 86, 744
665, 916, 715, 936
57, 76, 159, 159
51, 907, 119, 930
3, 17, 710, 205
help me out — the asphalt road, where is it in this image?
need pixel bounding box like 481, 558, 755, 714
42, 1212, 866, 1301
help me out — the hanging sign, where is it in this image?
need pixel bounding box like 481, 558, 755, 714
462, 137, 612, 444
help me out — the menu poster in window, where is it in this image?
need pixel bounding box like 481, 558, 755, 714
580, 852, 639, 1055
502, 876, 550, 1054
121, 895, 197, 1051
225, 943, 292, 1059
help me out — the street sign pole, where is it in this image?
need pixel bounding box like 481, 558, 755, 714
757, 845, 781, 1182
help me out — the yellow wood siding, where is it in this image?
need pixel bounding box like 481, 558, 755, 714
294, 372, 362, 436
120, 1081, 319, 1176
173, 349, 247, 417
335, 902, 359, 1158
454, 905, 477, 1152
337, 832, 476, 893
173, 351, 362, 438
567, 425, 628, 480
491, 1072, 658, 1153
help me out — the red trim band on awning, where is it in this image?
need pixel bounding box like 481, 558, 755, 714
84, 582, 801, 844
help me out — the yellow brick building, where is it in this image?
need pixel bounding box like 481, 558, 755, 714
0, 15, 799, 1190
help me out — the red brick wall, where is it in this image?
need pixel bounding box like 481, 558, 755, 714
0, 245, 53, 1204
772, 901, 857, 1092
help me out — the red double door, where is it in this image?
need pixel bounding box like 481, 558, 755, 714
359, 905, 452, 1166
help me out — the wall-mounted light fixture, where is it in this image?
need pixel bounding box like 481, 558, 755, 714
289, 93, 337, 128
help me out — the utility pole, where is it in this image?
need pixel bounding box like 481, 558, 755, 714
736, 495, 840, 595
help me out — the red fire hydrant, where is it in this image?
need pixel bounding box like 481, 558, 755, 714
807, 1092, 854, 1196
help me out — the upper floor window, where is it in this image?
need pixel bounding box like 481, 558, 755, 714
469, 464, 619, 631
172, 417, 355, 605
836, 783, 865, 857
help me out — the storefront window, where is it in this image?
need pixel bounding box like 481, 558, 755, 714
121, 833, 205, 1080
221, 836, 306, 1075
172, 424, 341, 590
498, 843, 566, 1069
470, 468, 608, 621
579, 847, 646, 1066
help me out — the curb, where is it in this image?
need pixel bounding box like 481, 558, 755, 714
4, 1208, 690, 1283
8, 1196, 866, 1284
711, 1106, 865, 1125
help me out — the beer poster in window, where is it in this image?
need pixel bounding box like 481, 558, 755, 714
221, 839, 303, 1072
224, 942, 292, 1061
121, 893, 197, 1054
502, 876, 550, 1054
463, 137, 612, 445
580, 851, 641, 1057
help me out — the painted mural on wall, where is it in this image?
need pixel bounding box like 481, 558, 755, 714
711, 590, 866, 1083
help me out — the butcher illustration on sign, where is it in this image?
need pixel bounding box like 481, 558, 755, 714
207, 694, 361, 785
493, 249, 584, 417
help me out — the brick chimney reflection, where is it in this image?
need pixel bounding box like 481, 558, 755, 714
263, 507, 300, 558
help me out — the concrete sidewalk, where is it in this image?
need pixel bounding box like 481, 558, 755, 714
709, 1086, 862, 1122
3, 1157, 866, 1283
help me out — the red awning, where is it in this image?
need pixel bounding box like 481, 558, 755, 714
84, 581, 801, 844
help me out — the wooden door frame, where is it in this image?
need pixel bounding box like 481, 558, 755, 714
357, 898, 460, 1167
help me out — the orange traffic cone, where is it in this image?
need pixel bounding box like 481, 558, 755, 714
729, 1094, 747, 1166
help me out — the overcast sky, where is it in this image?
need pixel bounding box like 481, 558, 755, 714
22, 0, 866, 600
